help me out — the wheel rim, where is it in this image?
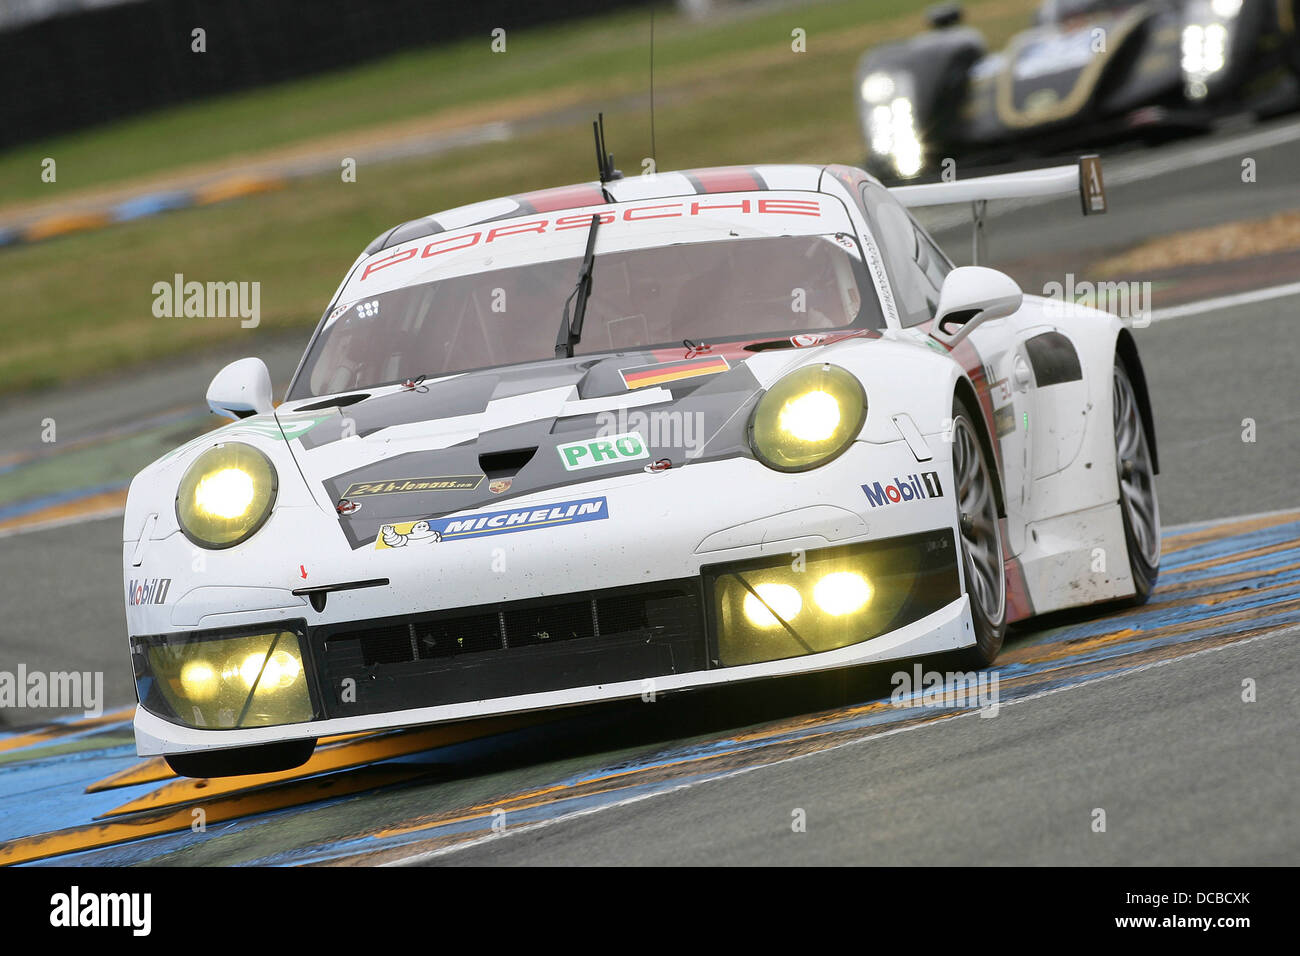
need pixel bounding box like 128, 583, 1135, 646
1113, 366, 1160, 567
953, 415, 1005, 624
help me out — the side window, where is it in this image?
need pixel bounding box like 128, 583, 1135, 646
910, 213, 953, 297
860, 183, 932, 327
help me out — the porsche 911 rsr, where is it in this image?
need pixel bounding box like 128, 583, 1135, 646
123, 161, 1160, 777
856, 0, 1300, 180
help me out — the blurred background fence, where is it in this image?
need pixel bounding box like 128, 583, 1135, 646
1, 0, 658, 148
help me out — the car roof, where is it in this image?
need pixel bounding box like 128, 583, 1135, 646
361, 164, 830, 256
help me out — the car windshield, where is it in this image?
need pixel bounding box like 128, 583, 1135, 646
290, 233, 883, 398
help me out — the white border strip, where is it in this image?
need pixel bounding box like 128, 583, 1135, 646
1148, 280, 1300, 324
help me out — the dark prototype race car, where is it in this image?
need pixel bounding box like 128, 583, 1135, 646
855, 0, 1300, 179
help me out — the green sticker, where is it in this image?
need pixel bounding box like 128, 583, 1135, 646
556, 432, 649, 471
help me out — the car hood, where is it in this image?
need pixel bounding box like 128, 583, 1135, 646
275, 339, 870, 550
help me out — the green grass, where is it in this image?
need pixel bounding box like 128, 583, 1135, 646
0, 0, 934, 205
0, 0, 1036, 395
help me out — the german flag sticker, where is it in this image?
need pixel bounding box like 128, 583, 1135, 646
618, 355, 731, 390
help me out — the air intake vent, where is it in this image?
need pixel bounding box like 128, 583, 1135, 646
315, 579, 706, 716
294, 393, 370, 411
478, 447, 537, 478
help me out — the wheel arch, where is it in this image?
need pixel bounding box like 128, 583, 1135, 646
953, 375, 1007, 518
1114, 328, 1159, 475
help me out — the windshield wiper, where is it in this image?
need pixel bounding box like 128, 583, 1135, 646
554, 213, 601, 359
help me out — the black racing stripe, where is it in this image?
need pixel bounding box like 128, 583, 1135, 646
465, 197, 548, 225
364, 224, 402, 255
1025, 331, 1083, 387
380, 216, 446, 250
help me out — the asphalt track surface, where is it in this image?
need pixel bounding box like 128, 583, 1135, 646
0, 119, 1297, 865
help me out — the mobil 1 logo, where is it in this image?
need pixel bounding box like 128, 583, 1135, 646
862, 471, 943, 508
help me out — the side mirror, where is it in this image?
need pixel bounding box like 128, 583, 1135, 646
207, 357, 273, 420
927, 3, 964, 28
931, 266, 1022, 347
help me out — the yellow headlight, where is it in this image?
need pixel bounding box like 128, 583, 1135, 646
235, 648, 301, 690
195, 467, 256, 519
778, 389, 841, 442
750, 364, 867, 471
813, 572, 872, 616
176, 442, 278, 549
179, 660, 220, 700
742, 583, 803, 628
146, 630, 312, 729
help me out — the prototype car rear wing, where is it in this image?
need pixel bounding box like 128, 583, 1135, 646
891, 155, 1107, 264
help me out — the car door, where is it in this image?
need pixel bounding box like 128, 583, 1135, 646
860, 182, 1041, 556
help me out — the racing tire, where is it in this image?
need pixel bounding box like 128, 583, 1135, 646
951, 398, 1007, 667
1113, 358, 1160, 604
164, 738, 316, 778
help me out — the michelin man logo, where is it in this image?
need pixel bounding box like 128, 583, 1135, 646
380, 521, 443, 547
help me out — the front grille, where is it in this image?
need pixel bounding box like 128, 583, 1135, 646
504, 600, 591, 647
315, 579, 705, 717
334, 586, 703, 666
356, 624, 417, 665
413, 614, 503, 658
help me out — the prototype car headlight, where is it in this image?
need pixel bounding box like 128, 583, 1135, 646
859, 71, 897, 104
862, 72, 924, 178
1181, 0, 1239, 96
176, 442, 278, 549
749, 364, 867, 472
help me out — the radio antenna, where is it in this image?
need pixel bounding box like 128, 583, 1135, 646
593, 113, 622, 200
649, 11, 657, 171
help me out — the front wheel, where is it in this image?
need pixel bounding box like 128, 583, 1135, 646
1113, 360, 1160, 603
952, 401, 1007, 667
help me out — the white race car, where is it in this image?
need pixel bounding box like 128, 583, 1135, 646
124, 159, 1160, 777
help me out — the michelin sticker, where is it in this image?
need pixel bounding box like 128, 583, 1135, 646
380, 521, 444, 548
377, 496, 609, 550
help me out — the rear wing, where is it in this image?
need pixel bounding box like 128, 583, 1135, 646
890, 155, 1107, 264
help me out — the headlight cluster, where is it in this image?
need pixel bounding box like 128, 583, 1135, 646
740, 572, 874, 629
176, 442, 278, 548
749, 364, 867, 472
1181, 0, 1240, 97
860, 71, 924, 178
706, 531, 961, 667
135, 629, 313, 729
